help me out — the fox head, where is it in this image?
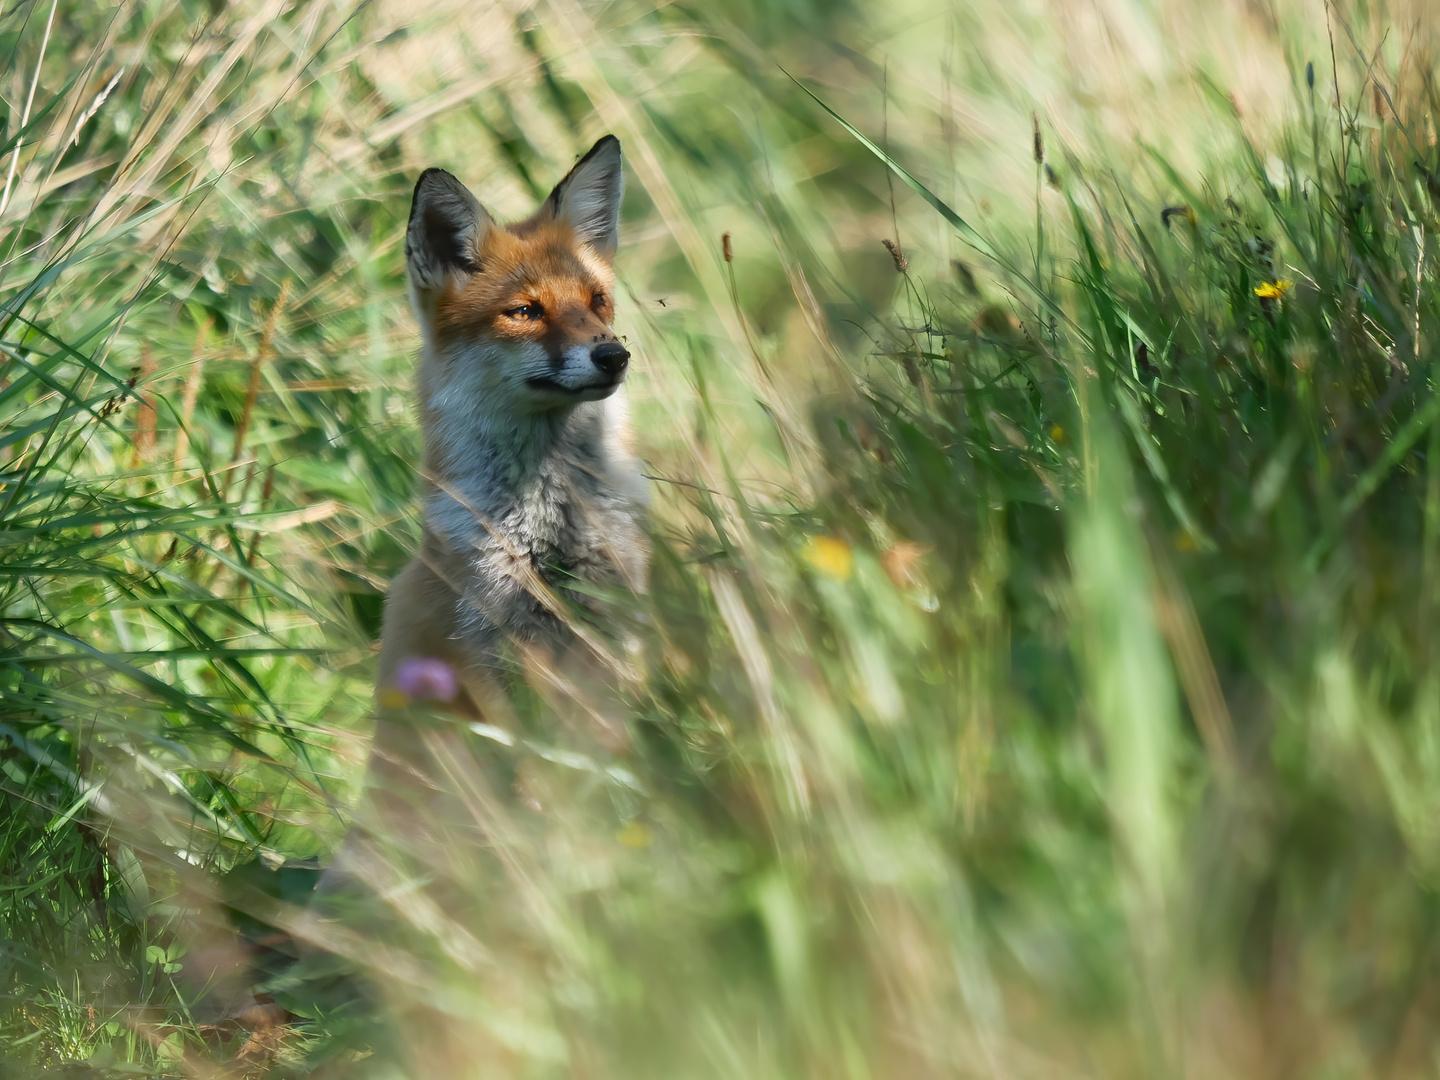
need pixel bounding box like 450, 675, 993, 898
405, 136, 629, 433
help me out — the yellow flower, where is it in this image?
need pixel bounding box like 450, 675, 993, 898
616, 820, 654, 848
803, 535, 853, 580
1254, 279, 1294, 300
1050, 424, 1066, 444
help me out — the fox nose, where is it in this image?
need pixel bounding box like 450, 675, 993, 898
590, 342, 630, 380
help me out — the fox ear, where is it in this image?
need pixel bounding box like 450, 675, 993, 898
406, 168, 492, 292
544, 135, 624, 259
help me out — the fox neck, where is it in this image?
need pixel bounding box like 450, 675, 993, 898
421, 394, 631, 552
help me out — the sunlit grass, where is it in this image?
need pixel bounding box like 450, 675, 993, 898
3, 0, 1440, 1077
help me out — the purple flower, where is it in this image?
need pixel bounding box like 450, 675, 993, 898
393, 657, 459, 703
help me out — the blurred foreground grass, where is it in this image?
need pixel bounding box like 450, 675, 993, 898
4, 0, 1440, 1076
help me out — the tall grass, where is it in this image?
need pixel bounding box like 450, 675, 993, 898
3, 0, 1440, 1076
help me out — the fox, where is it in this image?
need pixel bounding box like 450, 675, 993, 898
186, 140, 650, 1047
375, 134, 649, 728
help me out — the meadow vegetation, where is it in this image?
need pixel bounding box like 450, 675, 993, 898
3, 0, 1440, 1076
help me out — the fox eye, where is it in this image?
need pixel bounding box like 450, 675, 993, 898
591, 293, 608, 310
504, 303, 544, 321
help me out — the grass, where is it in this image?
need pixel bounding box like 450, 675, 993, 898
3, 0, 1440, 1076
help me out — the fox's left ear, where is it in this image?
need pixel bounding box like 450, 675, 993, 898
544, 135, 624, 260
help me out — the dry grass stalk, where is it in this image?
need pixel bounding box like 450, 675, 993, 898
882, 237, 909, 272
132, 344, 156, 463
174, 317, 211, 473
229, 278, 293, 473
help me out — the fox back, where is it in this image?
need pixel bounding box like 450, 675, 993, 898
377, 135, 648, 711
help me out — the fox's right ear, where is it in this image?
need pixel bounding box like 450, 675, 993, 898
406, 168, 492, 294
